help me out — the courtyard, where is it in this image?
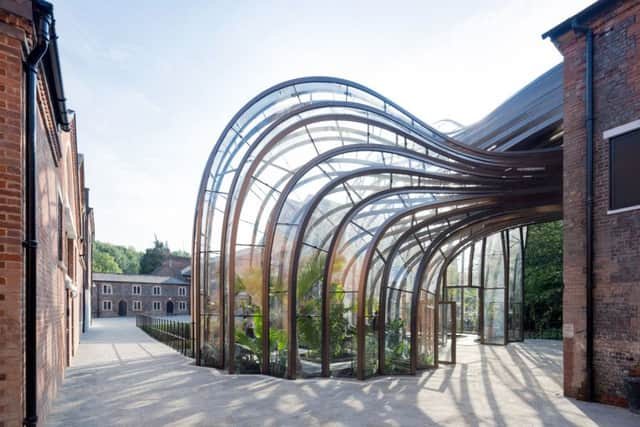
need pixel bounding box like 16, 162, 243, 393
46, 318, 638, 426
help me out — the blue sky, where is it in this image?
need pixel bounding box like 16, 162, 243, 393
54, 0, 591, 252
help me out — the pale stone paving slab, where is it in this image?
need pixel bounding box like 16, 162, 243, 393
46, 318, 639, 427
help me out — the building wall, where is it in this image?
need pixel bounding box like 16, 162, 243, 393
0, 7, 30, 426
556, 0, 640, 405
0, 2, 90, 425
93, 280, 190, 318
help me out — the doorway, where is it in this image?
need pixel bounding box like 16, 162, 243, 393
167, 300, 174, 315
118, 300, 127, 317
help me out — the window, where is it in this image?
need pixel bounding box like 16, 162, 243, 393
57, 199, 64, 262
102, 284, 112, 295
153, 286, 161, 296
153, 301, 161, 311
133, 300, 142, 311
132, 285, 141, 295
67, 238, 74, 278
178, 301, 187, 312
609, 127, 640, 212
102, 300, 112, 311
179, 287, 187, 297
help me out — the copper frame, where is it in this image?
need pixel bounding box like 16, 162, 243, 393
191, 74, 563, 380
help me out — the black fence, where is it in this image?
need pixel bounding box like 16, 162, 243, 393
136, 314, 193, 357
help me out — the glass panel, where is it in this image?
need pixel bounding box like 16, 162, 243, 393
416, 290, 435, 369
437, 302, 455, 363
483, 289, 505, 344
508, 228, 524, 342
296, 247, 324, 377
462, 288, 479, 334
384, 287, 412, 374
482, 233, 506, 345
268, 224, 293, 377
471, 240, 483, 287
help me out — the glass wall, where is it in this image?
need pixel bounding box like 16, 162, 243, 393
191, 76, 562, 380
483, 233, 506, 345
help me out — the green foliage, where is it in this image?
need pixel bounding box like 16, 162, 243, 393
385, 318, 409, 371
171, 249, 190, 257
328, 284, 353, 359
297, 255, 324, 360
92, 250, 122, 273
93, 241, 141, 273
524, 221, 563, 337
140, 238, 170, 274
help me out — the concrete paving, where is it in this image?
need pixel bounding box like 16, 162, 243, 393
47, 317, 639, 427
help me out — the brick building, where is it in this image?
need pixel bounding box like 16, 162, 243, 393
92, 272, 190, 318
0, 1, 93, 425
543, 0, 640, 406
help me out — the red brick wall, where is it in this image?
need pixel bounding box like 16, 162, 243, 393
0, 8, 29, 426
556, 0, 640, 405
0, 3, 89, 425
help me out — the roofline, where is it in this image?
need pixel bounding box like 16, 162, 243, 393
92, 272, 189, 285
33, 0, 70, 131
542, 0, 616, 40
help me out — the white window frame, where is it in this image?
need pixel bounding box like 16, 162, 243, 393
179, 286, 187, 297
604, 119, 640, 214
132, 284, 141, 295
102, 284, 112, 295
153, 285, 161, 296
153, 301, 161, 311
102, 300, 112, 311
178, 301, 187, 312
132, 300, 142, 311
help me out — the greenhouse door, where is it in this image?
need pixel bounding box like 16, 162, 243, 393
437, 301, 456, 364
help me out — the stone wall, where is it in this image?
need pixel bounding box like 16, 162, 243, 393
93, 279, 190, 318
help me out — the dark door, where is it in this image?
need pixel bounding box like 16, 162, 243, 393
167, 300, 174, 315
118, 300, 127, 316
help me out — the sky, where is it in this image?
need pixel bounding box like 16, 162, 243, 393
54, 0, 592, 252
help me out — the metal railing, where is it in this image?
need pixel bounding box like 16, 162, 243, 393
136, 314, 193, 357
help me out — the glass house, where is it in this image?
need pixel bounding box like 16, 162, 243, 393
191, 66, 563, 379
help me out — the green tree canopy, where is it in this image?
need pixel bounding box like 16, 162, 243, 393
524, 220, 563, 335
93, 241, 141, 274
140, 238, 171, 274
93, 250, 122, 273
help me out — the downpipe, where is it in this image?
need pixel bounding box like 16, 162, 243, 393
23, 4, 52, 427
572, 20, 594, 402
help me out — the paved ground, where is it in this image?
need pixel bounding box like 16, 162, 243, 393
47, 318, 639, 427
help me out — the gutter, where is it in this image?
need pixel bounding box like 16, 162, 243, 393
571, 20, 595, 403
23, 2, 53, 425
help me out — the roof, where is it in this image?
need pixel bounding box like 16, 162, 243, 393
541, 0, 617, 40
93, 272, 188, 285
33, 0, 71, 131
151, 255, 190, 278
456, 63, 563, 151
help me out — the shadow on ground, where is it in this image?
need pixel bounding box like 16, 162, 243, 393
46, 319, 639, 427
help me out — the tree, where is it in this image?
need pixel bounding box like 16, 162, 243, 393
524, 220, 563, 336
93, 250, 122, 273
93, 241, 141, 274
171, 249, 190, 257
140, 238, 170, 274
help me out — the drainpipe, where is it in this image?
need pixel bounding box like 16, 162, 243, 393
23, 4, 53, 426
571, 19, 594, 402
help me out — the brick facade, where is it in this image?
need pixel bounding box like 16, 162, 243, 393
0, 1, 92, 425
549, 0, 640, 406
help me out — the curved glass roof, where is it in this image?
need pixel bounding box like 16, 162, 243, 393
192, 69, 562, 379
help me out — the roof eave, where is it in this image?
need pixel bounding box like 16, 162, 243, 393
541, 0, 616, 40
33, 0, 70, 132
